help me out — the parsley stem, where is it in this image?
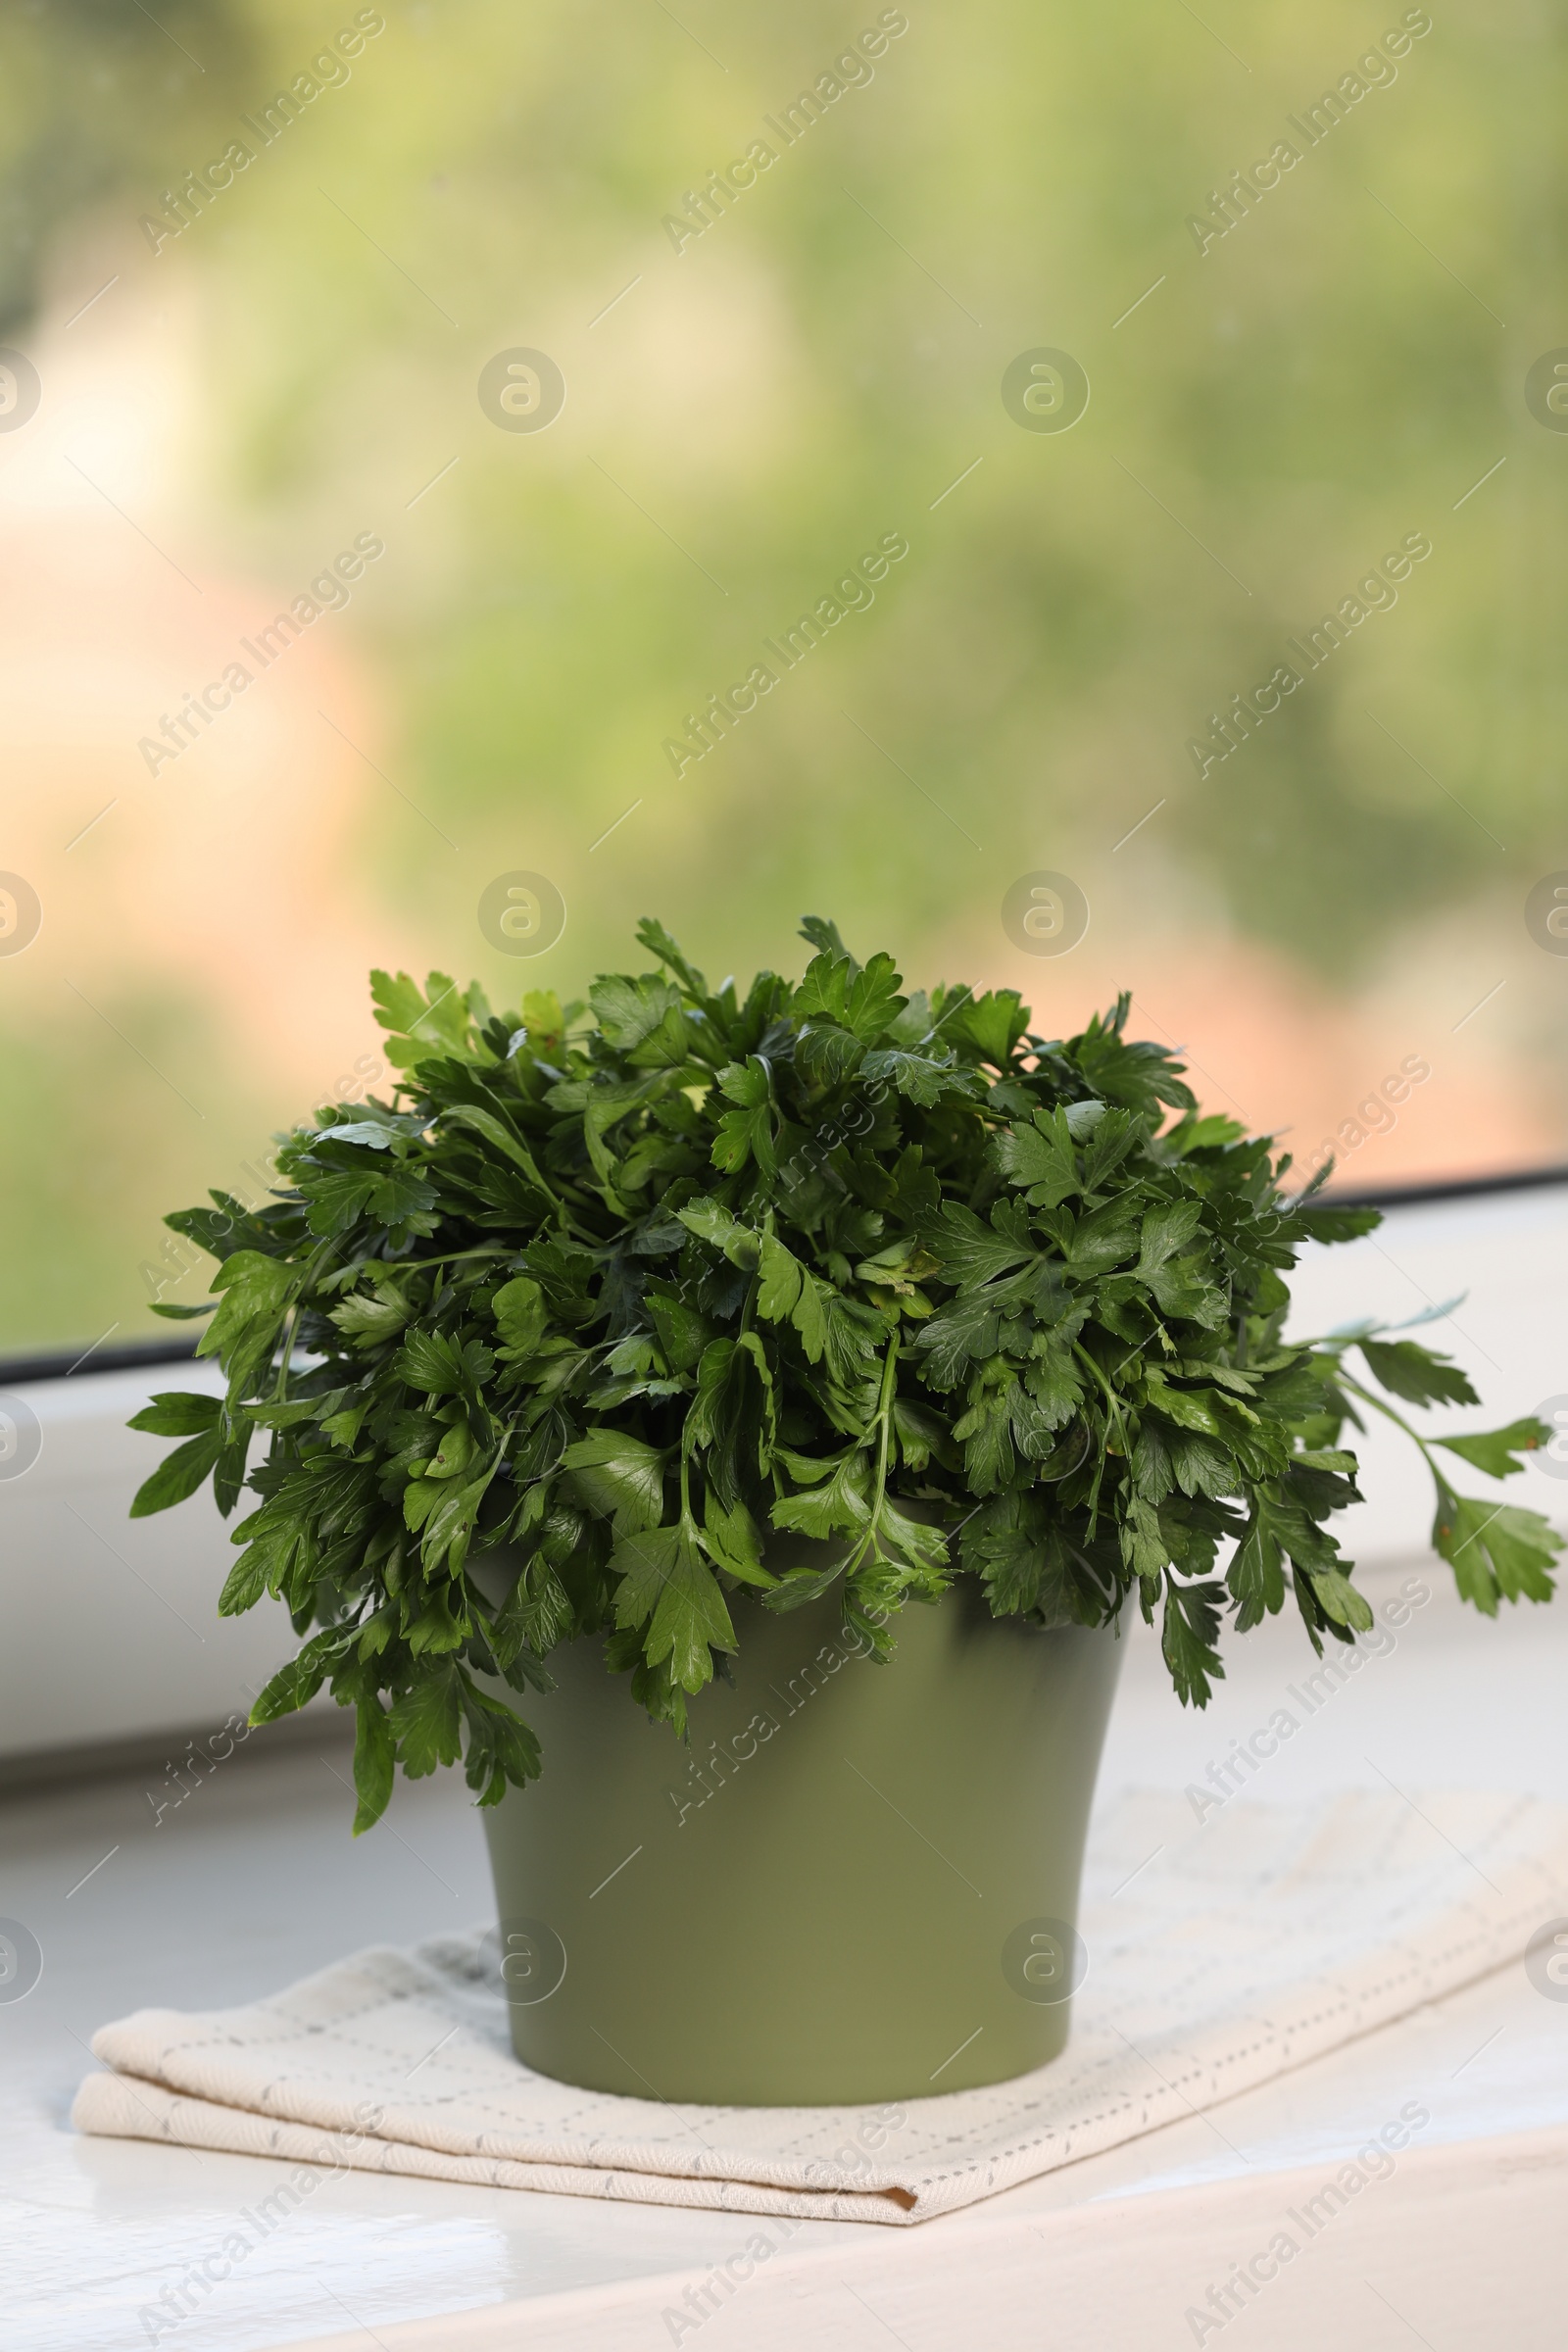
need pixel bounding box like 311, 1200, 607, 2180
872, 1329, 900, 1494
274, 1235, 342, 1400
848, 1327, 902, 1577
273, 1302, 302, 1400
1072, 1340, 1135, 1534
1333, 1366, 1436, 1459
1073, 1339, 1132, 1457
1334, 1367, 1447, 1498
377, 1247, 513, 1270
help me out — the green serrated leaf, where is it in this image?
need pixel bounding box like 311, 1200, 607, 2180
590, 972, 683, 1051
251, 1637, 344, 1724
390, 1666, 464, 1778
1435, 1417, 1546, 1481
1435, 1490, 1560, 1611
128, 1391, 221, 1438
1161, 1576, 1226, 1707
128, 1427, 224, 1517
926, 1201, 1035, 1291
459, 1678, 543, 1805
351, 1696, 396, 1834
329, 1280, 413, 1348
562, 1431, 667, 1534
702, 1494, 774, 1585
1306, 1565, 1374, 1633
488, 1552, 575, 1662
1359, 1338, 1478, 1409
195, 1249, 294, 1384
611, 1519, 736, 1690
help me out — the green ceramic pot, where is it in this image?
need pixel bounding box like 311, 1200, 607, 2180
480, 1576, 1122, 2106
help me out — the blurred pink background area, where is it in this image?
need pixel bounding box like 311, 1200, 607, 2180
0, 281, 393, 1116
983, 931, 1554, 1187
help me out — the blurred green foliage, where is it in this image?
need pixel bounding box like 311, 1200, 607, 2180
2, 0, 1565, 1348
1, 0, 254, 333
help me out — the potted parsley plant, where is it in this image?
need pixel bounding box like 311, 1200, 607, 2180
131, 917, 1560, 2102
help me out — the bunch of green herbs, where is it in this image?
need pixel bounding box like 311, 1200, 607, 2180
130, 917, 1561, 1830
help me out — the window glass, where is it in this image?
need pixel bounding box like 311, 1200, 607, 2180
2, 1, 1561, 1351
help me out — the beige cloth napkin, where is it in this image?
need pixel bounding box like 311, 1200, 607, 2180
72, 1788, 1568, 2225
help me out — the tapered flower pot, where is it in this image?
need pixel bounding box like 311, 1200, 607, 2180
480, 1577, 1122, 2107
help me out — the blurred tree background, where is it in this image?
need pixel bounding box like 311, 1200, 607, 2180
1, 0, 1564, 1348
